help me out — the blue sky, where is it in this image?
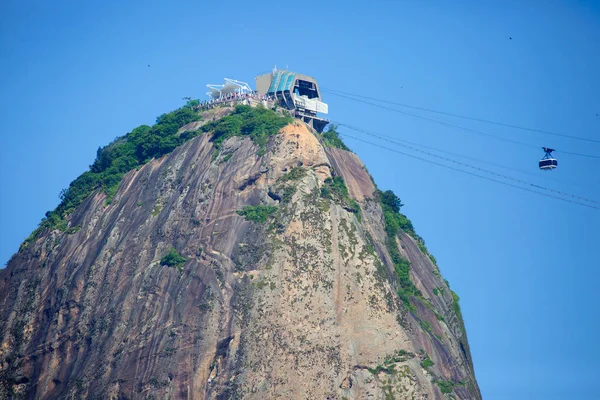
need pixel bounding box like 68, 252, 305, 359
1, 1, 599, 398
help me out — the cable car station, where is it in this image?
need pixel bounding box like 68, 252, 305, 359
202, 68, 330, 132
255, 68, 329, 132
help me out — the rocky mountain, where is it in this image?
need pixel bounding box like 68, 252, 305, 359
0, 103, 481, 399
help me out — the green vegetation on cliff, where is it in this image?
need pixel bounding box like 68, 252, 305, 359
434, 379, 464, 394
451, 290, 466, 333
378, 189, 439, 265
237, 205, 278, 223
321, 176, 361, 218
320, 124, 350, 151
160, 248, 187, 271
420, 354, 435, 370
378, 188, 466, 334
279, 167, 306, 182
22, 101, 202, 249
378, 189, 422, 307
202, 105, 292, 155
21, 104, 293, 251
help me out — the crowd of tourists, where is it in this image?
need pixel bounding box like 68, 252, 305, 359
195, 91, 275, 111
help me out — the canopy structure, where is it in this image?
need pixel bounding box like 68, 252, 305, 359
206, 78, 252, 99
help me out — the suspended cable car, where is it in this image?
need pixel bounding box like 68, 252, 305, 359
539, 147, 558, 171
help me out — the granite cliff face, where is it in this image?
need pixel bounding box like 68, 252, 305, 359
0, 107, 480, 399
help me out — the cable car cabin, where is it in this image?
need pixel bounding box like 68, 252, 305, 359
539, 147, 557, 171
539, 158, 558, 170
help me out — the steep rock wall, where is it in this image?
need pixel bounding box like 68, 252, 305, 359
0, 119, 480, 399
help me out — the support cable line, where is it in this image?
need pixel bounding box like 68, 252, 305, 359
324, 87, 600, 145
326, 90, 541, 148
324, 90, 600, 160
339, 132, 600, 210
560, 149, 600, 159
336, 123, 600, 208
331, 121, 590, 190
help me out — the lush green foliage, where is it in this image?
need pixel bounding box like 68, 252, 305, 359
421, 320, 432, 333
324, 176, 348, 198
221, 153, 233, 163
237, 205, 278, 223
434, 380, 456, 394
21, 104, 291, 251
321, 124, 350, 151
379, 190, 415, 238
383, 349, 415, 364
92, 103, 202, 171
378, 189, 436, 263
428, 253, 438, 265
202, 105, 292, 155
377, 189, 421, 308
321, 176, 361, 217
420, 356, 434, 369
379, 187, 463, 329
66, 225, 81, 235
281, 186, 296, 203
451, 290, 466, 332
279, 167, 306, 182
273, 168, 304, 205
22, 101, 202, 249
378, 188, 444, 309
160, 248, 187, 270
379, 190, 404, 213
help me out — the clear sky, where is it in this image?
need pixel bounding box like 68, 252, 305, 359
1, 1, 599, 398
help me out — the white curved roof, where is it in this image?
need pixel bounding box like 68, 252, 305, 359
206, 78, 252, 99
